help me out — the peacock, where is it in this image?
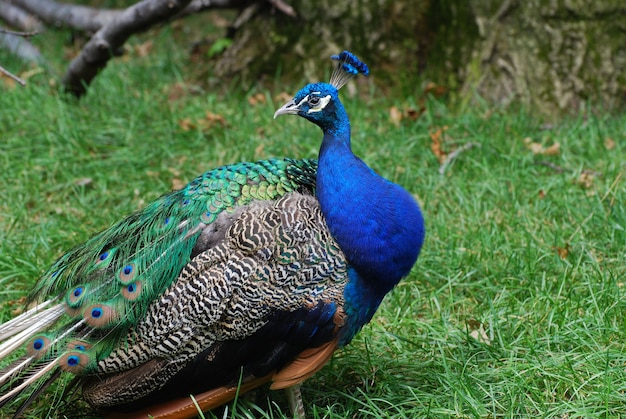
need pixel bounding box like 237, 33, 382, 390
0, 50, 425, 419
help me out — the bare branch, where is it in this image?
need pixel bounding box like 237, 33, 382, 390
0, 2, 44, 31
0, 63, 26, 85
267, 0, 296, 17
11, 0, 121, 32
0, 31, 43, 63
438, 142, 481, 175
179, 0, 248, 15
0, 28, 39, 37
62, 0, 194, 97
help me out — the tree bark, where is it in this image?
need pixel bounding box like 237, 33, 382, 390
211, 0, 626, 114
61, 0, 193, 97
465, 0, 626, 114
210, 0, 433, 88
11, 0, 120, 32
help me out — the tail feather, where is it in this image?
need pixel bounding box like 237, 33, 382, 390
0, 303, 65, 358
0, 299, 57, 340
11, 367, 62, 419
0, 360, 58, 406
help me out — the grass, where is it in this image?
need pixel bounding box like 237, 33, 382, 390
1, 24, 626, 419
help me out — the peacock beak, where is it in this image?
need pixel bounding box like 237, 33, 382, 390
273, 99, 300, 119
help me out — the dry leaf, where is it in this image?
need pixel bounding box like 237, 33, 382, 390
554, 243, 570, 259
74, 177, 93, 187
248, 93, 266, 106
604, 137, 616, 150
429, 126, 448, 164
197, 111, 226, 130
389, 106, 402, 127
577, 172, 594, 189
467, 319, 491, 345
523, 137, 560, 155
171, 178, 185, 190
542, 142, 560, 155
423, 81, 447, 98
274, 92, 292, 104
405, 107, 422, 120
178, 118, 196, 131
134, 40, 154, 58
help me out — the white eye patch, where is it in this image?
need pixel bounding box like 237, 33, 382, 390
307, 95, 332, 113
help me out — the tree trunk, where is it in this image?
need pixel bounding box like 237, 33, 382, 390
213, 0, 626, 115
211, 0, 435, 88
466, 0, 626, 115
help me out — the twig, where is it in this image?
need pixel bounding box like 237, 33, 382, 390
439, 142, 481, 175
0, 2, 44, 32
0, 64, 26, 85
533, 161, 571, 173
62, 0, 194, 97
12, 0, 121, 32
268, 0, 296, 17
0, 28, 38, 37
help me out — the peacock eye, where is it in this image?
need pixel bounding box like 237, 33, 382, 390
308, 96, 321, 106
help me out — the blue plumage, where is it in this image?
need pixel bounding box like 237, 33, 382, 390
0, 51, 424, 419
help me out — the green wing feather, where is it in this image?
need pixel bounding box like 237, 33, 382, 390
5, 158, 316, 375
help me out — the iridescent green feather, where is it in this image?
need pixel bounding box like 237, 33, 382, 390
27, 158, 317, 364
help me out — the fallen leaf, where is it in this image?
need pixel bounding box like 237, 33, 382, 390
467, 319, 491, 345
423, 81, 447, 98
404, 107, 422, 120
577, 172, 594, 189
554, 243, 570, 259
542, 142, 560, 155
429, 126, 448, 164
74, 177, 93, 187
134, 40, 154, 58
178, 118, 196, 131
248, 93, 266, 106
171, 178, 185, 190
604, 137, 616, 150
274, 92, 292, 104
197, 111, 226, 130
389, 106, 402, 126
523, 137, 560, 155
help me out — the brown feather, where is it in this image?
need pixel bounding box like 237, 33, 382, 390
105, 374, 273, 419
270, 338, 339, 390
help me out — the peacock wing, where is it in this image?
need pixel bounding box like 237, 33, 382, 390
0, 158, 317, 410
81, 192, 349, 417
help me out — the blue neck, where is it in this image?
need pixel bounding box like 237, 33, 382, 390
314, 102, 425, 341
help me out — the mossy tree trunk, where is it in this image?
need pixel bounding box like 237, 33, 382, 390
213, 0, 626, 115
466, 0, 626, 114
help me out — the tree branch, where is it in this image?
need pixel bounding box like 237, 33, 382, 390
0, 63, 26, 85
0, 2, 44, 31
62, 0, 193, 97
11, 0, 121, 32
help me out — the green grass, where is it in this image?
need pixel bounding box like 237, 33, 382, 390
1, 25, 626, 419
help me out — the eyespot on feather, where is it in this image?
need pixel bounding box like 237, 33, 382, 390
95, 248, 116, 267
66, 285, 88, 308
58, 351, 90, 373
201, 211, 217, 223
27, 336, 51, 358
83, 304, 120, 328
121, 281, 142, 301
118, 262, 137, 285
67, 340, 92, 352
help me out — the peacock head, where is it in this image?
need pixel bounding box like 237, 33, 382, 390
274, 51, 369, 131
